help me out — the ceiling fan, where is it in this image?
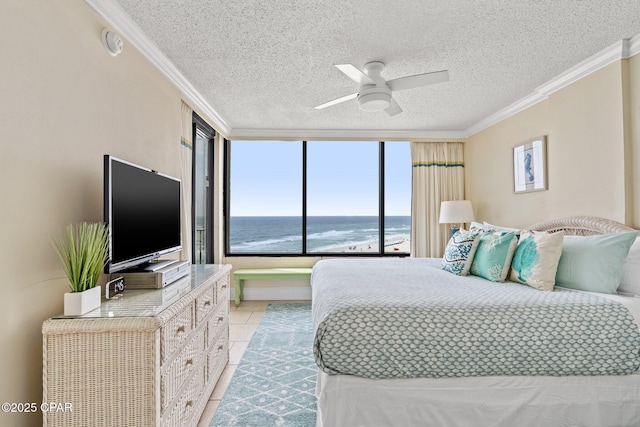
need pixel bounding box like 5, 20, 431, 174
314, 61, 449, 116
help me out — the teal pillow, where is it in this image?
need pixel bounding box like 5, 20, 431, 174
470, 231, 517, 282
555, 231, 638, 294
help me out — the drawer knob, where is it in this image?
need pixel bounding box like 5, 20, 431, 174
218, 344, 224, 351
221, 284, 227, 289
186, 400, 193, 408
217, 316, 224, 323
204, 300, 212, 306
185, 358, 193, 366
176, 325, 186, 334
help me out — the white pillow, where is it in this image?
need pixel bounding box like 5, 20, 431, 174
483, 221, 521, 233
620, 237, 640, 296
510, 230, 564, 291
470, 221, 485, 231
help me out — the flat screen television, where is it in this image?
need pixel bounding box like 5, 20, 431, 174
104, 155, 182, 273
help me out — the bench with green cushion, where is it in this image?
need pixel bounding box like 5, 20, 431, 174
232, 268, 313, 306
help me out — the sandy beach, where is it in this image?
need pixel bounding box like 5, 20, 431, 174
329, 236, 411, 254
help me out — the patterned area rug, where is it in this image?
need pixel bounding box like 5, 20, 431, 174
210, 303, 316, 427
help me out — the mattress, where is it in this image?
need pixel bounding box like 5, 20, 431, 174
312, 258, 640, 379
315, 370, 640, 427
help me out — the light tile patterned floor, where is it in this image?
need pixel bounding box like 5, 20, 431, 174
196, 300, 310, 427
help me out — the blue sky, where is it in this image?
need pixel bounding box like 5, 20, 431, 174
230, 140, 411, 216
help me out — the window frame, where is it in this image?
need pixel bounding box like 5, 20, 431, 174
224, 139, 410, 257
191, 112, 215, 264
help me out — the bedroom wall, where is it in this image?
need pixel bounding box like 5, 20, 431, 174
0, 2, 200, 426
465, 61, 630, 228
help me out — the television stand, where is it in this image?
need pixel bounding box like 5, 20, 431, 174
43, 265, 231, 427
115, 260, 191, 288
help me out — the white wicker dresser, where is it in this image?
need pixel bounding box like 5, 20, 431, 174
42, 264, 231, 427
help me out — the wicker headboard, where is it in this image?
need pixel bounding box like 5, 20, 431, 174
527, 215, 635, 236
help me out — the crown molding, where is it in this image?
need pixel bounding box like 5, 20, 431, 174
629, 33, 640, 57
463, 91, 547, 138
465, 35, 639, 137
534, 38, 630, 97
84, 0, 231, 135
228, 128, 467, 140
83, 1, 639, 142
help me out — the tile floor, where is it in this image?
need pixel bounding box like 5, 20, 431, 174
196, 300, 310, 427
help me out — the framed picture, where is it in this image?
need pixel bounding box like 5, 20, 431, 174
513, 136, 547, 193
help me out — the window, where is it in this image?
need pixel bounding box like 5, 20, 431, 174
307, 141, 379, 253
226, 141, 302, 253
192, 113, 215, 264
225, 140, 410, 256
384, 141, 412, 253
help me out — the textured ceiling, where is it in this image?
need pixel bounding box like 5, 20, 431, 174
113, 0, 640, 135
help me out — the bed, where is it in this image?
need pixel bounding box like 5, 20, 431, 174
311, 216, 640, 427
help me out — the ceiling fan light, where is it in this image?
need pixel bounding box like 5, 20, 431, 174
358, 92, 391, 112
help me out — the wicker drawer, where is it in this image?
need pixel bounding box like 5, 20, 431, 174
161, 327, 206, 412
161, 303, 194, 364
44, 265, 231, 427
164, 364, 206, 427
207, 308, 228, 348
215, 275, 229, 305
195, 286, 215, 326
208, 335, 229, 384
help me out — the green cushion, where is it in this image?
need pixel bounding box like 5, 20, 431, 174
470, 231, 517, 282
555, 231, 638, 294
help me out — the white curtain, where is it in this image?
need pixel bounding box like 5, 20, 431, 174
411, 142, 465, 258
180, 101, 193, 263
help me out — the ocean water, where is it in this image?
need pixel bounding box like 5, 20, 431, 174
229, 216, 410, 253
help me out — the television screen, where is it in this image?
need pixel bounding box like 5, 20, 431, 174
104, 155, 182, 273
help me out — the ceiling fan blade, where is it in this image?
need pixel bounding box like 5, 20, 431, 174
335, 64, 375, 85
387, 70, 449, 92
314, 92, 358, 110
385, 98, 402, 116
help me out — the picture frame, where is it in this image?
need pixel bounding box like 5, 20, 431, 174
513, 136, 547, 193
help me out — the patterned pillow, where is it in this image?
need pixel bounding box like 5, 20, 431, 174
442, 230, 481, 276
556, 231, 638, 294
470, 231, 518, 282
510, 230, 564, 291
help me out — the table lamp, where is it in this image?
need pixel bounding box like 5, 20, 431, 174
439, 200, 475, 237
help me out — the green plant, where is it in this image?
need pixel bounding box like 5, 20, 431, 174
53, 222, 109, 293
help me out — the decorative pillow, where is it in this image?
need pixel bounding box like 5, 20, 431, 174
510, 230, 564, 291
470, 221, 485, 231
555, 231, 638, 294
470, 231, 517, 282
620, 237, 640, 296
441, 230, 481, 276
483, 222, 521, 234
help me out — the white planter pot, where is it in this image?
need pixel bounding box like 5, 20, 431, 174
64, 286, 101, 316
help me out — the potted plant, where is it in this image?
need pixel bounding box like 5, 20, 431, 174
53, 222, 109, 315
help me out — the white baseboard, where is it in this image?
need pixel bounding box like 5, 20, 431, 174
230, 286, 311, 301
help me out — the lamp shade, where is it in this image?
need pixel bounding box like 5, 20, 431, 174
439, 200, 475, 224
